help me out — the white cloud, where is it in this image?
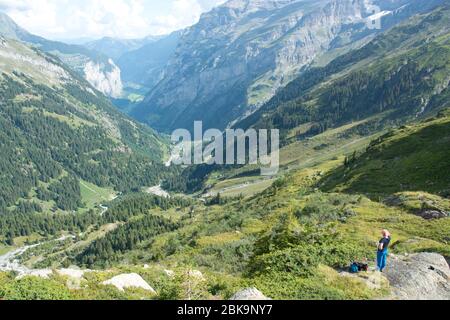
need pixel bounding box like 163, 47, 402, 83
0, 0, 227, 39
150, 0, 203, 35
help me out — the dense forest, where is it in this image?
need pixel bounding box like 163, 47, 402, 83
0, 193, 193, 246
0, 71, 174, 215
76, 214, 180, 267
162, 164, 219, 194
0, 43, 192, 247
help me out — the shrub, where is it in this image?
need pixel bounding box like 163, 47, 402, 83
2, 276, 72, 300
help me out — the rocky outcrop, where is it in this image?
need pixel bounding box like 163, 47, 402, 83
416, 209, 448, 220
102, 273, 156, 293
340, 270, 389, 291
84, 59, 123, 98
385, 192, 450, 220
117, 31, 180, 88
57, 268, 88, 280
16, 269, 53, 280
384, 253, 450, 300
164, 269, 175, 277
230, 288, 271, 300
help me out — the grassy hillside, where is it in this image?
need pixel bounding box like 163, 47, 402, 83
321, 110, 450, 196
2, 111, 447, 300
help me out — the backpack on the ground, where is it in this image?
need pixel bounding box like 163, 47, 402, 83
357, 263, 369, 272
349, 262, 368, 273
349, 262, 359, 273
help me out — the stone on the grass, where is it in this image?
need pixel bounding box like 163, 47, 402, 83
385, 253, 450, 300
102, 273, 156, 293
230, 288, 271, 300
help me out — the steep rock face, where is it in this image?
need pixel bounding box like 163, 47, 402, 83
135, 0, 367, 131
118, 31, 181, 89
0, 12, 123, 98
84, 59, 123, 98
134, 0, 440, 132
133, 0, 446, 132
385, 253, 450, 300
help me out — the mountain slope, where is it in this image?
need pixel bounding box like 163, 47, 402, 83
0, 36, 169, 214
0, 12, 29, 39
132, 0, 446, 132
117, 31, 181, 90
238, 4, 450, 142
85, 36, 162, 61
24, 109, 448, 300
320, 109, 450, 196
0, 12, 123, 98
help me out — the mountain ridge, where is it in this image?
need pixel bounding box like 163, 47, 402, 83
0, 12, 124, 98
117, 31, 181, 90
236, 2, 450, 141
85, 35, 164, 61
131, 0, 447, 132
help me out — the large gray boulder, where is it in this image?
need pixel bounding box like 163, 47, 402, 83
102, 273, 156, 293
384, 253, 450, 300
230, 288, 271, 300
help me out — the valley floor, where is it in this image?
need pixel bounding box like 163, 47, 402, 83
1, 111, 449, 301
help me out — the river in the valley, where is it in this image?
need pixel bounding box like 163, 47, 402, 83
0, 235, 74, 276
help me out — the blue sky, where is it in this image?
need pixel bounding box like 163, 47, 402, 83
0, 0, 226, 40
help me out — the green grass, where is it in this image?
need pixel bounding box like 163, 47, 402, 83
80, 180, 116, 210
13, 234, 43, 247
3, 113, 449, 300
208, 176, 275, 198
320, 113, 450, 197
0, 244, 14, 256
203, 115, 386, 200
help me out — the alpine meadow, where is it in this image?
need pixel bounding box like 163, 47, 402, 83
0, 0, 449, 304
